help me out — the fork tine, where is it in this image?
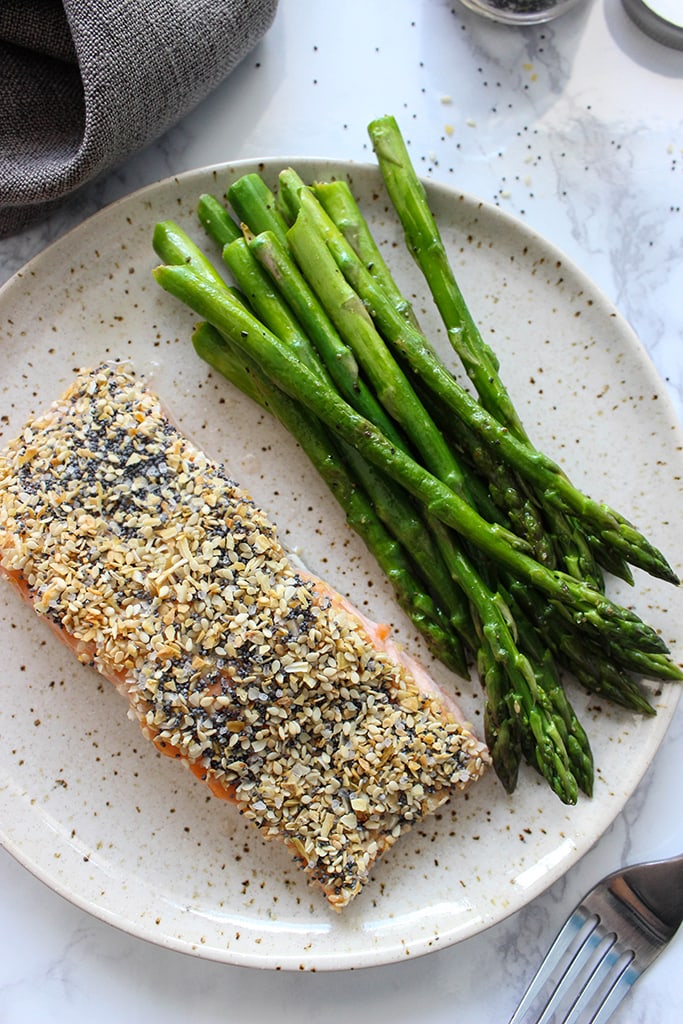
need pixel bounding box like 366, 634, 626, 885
508, 908, 593, 1023
589, 960, 640, 1024
535, 921, 611, 1024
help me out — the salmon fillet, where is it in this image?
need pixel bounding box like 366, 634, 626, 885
0, 362, 488, 909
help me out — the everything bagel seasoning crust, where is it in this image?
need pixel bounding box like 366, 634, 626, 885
0, 363, 487, 909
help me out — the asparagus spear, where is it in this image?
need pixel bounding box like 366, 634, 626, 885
158, 213, 402, 459
198, 191, 245, 248
505, 579, 676, 713
335, 441, 478, 653
198, 189, 363, 386
151, 259, 671, 664
501, 584, 594, 796
152, 219, 229, 291
276, 167, 304, 225
478, 639, 523, 794
221, 236, 327, 381
426, 515, 585, 803
196, 193, 241, 248
227, 172, 290, 246
246, 228, 380, 416
367, 115, 516, 428
313, 178, 420, 328
229, 233, 411, 452
197, 190, 410, 454
224, 173, 423, 459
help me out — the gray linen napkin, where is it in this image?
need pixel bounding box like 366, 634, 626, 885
0, 0, 279, 237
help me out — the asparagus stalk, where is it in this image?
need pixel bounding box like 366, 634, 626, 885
197, 191, 409, 453
196, 194, 241, 248
221, 236, 327, 381
367, 115, 514, 428
152, 219, 229, 291
276, 167, 304, 225
478, 639, 523, 794
313, 178, 420, 328
246, 229, 373, 408
241, 231, 409, 452
224, 174, 432, 468
335, 442, 478, 653
502, 585, 594, 796
223, 184, 511, 552
309, 159, 602, 586
198, 191, 244, 248
226, 172, 290, 246
505, 579, 675, 713
427, 515, 585, 803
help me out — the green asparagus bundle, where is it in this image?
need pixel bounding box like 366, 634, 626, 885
150, 117, 682, 804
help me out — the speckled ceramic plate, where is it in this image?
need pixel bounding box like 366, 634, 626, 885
0, 160, 681, 971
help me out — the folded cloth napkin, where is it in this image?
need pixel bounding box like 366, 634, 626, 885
0, 0, 278, 237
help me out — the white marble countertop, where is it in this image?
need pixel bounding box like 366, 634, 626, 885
1, 1, 682, 1020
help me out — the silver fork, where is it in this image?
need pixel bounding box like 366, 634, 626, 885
508, 851, 683, 1024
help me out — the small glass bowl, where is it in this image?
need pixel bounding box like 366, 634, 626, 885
457, 0, 587, 24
